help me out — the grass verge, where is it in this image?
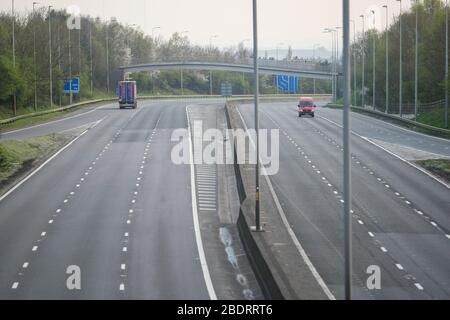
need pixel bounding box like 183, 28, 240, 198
0, 133, 71, 194
415, 159, 450, 183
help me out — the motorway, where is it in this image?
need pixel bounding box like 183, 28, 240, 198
1, 97, 450, 300
0, 99, 261, 300
239, 102, 450, 300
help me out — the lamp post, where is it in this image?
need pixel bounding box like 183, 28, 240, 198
33, 2, 39, 111
323, 29, 335, 101
180, 30, 189, 96
383, 5, 389, 114
446, 0, 449, 129
276, 42, 284, 94
12, 0, 17, 116
397, 0, 403, 117
351, 19, 357, 106
360, 14, 365, 107
252, 0, 262, 232
343, 0, 352, 301
48, 6, 53, 108
89, 21, 93, 94
313, 43, 321, 95
241, 39, 251, 94
209, 35, 218, 96
371, 10, 376, 111
106, 20, 110, 93
69, 26, 73, 104
414, 0, 419, 121
335, 26, 341, 101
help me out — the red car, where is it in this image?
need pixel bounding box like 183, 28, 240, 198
298, 97, 316, 118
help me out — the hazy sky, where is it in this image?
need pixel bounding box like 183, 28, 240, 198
2, 0, 416, 50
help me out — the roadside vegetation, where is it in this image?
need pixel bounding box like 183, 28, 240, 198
0, 8, 331, 122
0, 134, 69, 192
416, 159, 450, 182
350, 0, 449, 128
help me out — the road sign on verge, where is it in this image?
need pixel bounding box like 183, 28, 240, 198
221, 82, 233, 97
64, 77, 80, 94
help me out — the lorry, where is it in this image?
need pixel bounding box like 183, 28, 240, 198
118, 81, 137, 109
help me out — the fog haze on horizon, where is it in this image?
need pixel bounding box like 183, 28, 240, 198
1, 0, 416, 50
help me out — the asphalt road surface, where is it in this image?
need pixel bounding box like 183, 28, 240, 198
238, 101, 450, 300
0, 98, 260, 300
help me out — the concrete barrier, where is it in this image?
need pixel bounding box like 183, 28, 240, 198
327, 103, 450, 139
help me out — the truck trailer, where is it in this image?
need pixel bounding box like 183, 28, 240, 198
118, 81, 137, 109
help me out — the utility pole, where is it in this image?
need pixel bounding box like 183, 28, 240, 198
253, 0, 261, 232
397, 0, 403, 117
276, 42, 284, 94
106, 21, 110, 93
415, 0, 419, 121
360, 14, 365, 108
351, 20, 356, 106
383, 5, 389, 114
313, 43, 320, 95
180, 30, 189, 96
446, 0, 449, 129
33, 2, 39, 111
372, 10, 376, 111
48, 6, 53, 108
343, 0, 352, 301
209, 35, 218, 96
12, 0, 17, 116
69, 28, 73, 104
89, 21, 93, 95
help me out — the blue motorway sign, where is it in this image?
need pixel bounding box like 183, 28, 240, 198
63, 77, 80, 94
274, 75, 299, 94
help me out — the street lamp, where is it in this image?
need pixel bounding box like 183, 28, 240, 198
360, 14, 365, 107
11, 0, 17, 115
370, 10, 376, 109
209, 35, 218, 96
350, 19, 357, 106
446, 0, 449, 128
33, 2, 40, 111
152, 26, 161, 39
397, 0, 403, 117
48, 6, 53, 107
276, 42, 285, 94
252, 0, 262, 232
323, 29, 335, 101
180, 30, 189, 96
313, 43, 321, 95
241, 39, 251, 94
343, 0, 352, 301
383, 5, 389, 114
414, 0, 419, 121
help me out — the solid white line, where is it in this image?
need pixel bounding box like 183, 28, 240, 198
318, 115, 450, 189
414, 283, 424, 290
186, 105, 217, 300
0, 126, 93, 203
237, 106, 336, 300
1, 104, 110, 136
